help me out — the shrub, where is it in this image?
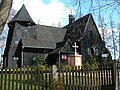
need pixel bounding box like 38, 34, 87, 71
31, 54, 47, 66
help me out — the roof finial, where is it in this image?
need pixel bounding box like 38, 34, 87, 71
69, 8, 75, 24
70, 8, 73, 15
23, 0, 25, 4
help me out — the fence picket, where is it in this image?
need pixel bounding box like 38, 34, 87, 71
118, 64, 119, 89
90, 67, 92, 90
101, 66, 103, 86
71, 67, 75, 90
19, 68, 22, 90
34, 67, 37, 90
75, 66, 77, 90
108, 66, 111, 85
117, 63, 120, 89
38, 67, 40, 90
15, 68, 18, 90
68, 67, 72, 90
41, 68, 44, 90
78, 66, 81, 90
87, 69, 90, 90
26, 67, 30, 90
8, 68, 11, 90
30, 67, 33, 90
65, 67, 68, 90
45, 66, 48, 90
93, 68, 96, 90
11, 68, 15, 90
0, 68, 3, 90
95, 69, 98, 90
103, 66, 106, 86
4, 68, 7, 90
48, 66, 52, 89
106, 65, 108, 85
81, 67, 84, 90
98, 69, 101, 90
62, 67, 64, 87
84, 69, 87, 90
97, 69, 99, 90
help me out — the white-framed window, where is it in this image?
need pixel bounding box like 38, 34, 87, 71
102, 54, 108, 58
13, 57, 19, 60
62, 54, 67, 60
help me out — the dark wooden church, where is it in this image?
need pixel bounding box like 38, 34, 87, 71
3, 5, 110, 68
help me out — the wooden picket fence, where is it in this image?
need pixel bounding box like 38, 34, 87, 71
0, 63, 120, 90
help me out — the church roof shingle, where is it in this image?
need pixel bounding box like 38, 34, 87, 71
16, 24, 67, 49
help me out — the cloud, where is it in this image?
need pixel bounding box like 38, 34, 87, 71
12, 0, 72, 26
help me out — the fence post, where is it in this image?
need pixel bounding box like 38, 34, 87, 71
111, 62, 118, 90
115, 63, 119, 90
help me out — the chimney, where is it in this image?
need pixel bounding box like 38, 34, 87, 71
69, 14, 75, 24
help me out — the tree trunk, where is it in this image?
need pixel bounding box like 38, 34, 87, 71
0, 0, 13, 34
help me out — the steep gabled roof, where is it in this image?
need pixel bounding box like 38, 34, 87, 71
64, 13, 90, 29
63, 13, 91, 42
50, 39, 74, 54
8, 4, 35, 25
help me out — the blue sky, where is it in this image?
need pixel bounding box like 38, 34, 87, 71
42, 0, 51, 4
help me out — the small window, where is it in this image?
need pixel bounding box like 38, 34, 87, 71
13, 57, 19, 60
14, 38, 19, 44
92, 47, 98, 55
27, 22, 31, 25
87, 47, 98, 56
95, 48, 99, 55
62, 54, 67, 60
87, 48, 91, 55
102, 54, 108, 58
